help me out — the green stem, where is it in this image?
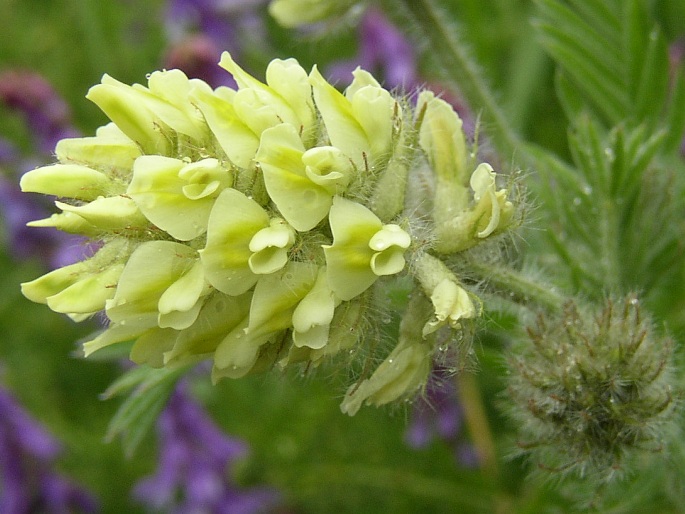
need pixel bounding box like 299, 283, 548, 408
455, 372, 498, 479
461, 257, 567, 312
394, 0, 523, 160
455, 372, 514, 514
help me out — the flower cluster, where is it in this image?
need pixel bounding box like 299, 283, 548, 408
19, 53, 514, 413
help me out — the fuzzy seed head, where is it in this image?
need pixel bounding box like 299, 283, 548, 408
507, 295, 679, 482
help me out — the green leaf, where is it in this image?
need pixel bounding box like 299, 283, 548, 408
102, 365, 188, 457
535, 0, 674, 131
663, 67, 685, 152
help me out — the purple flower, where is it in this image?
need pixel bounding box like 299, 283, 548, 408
0, 384, 98, 514
404, 368, 478, 468
163, 0, 267, 88
164, 0, 266, 87
0, 72, 88, 268
323, 7, 479, 142
133, 383, 280, 514
166, 0, 224, 43
328, 7, 418, 90
0, 71, 78, 154
0, 173, 89, 268
164, 34, 237, 89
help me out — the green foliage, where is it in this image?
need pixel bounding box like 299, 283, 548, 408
528, 0, 685, 325
533, 119, 683, 301
101, 364, 188, 458
534, 0, 685, 150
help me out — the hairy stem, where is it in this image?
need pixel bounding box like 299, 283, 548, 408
460, 257, 567, 312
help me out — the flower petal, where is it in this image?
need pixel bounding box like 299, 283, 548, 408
257, 124, 332, 231
200, 188, 269, 295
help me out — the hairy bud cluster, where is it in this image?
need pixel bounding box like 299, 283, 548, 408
20, 53, 514, 414
507, 296, 678, 482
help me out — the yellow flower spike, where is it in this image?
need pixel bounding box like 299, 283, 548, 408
422, 278, 476, 336
21, 240, 129, 314
127, 155, 232, 241
412, 252, 478, 336
309, 66, 371, 169
106, 241, 209, 331
340, 338, 432, 416
201, 188, 293, 295
189, 83, 260, 170
20, 164, 114, 201
324, 196, 411, 301
256, 124, 339, 231
291, 267, 338, 349
368, 224, 411, 276
212, 262, 318, 379
26, 211, 100, 237
248, 218, 296, 275
86, 75, 171, 155
163, 292, 253, 368
469, 163, 514, 238
55, 124, 142, 175
55, 196, 148, 230
340, 293, 434, 415
219, 53, 314, 138
346, 69, 397, 163
417, 90, 469, 187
